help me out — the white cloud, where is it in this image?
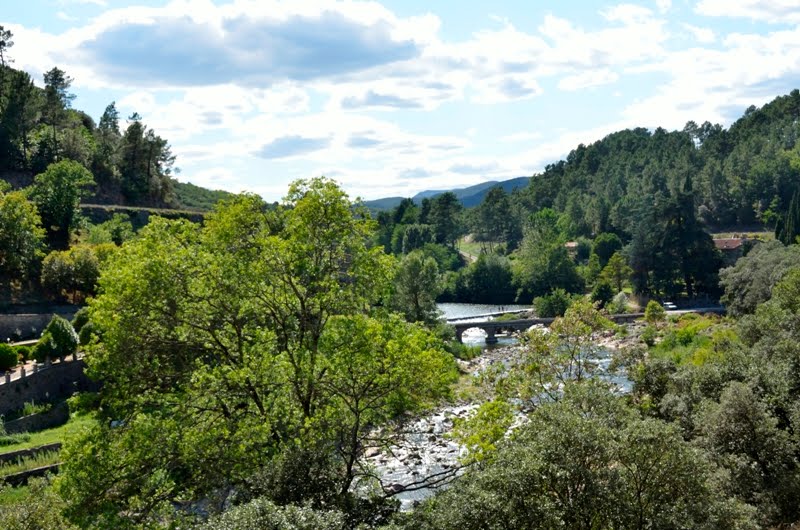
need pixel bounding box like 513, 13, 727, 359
558, 69, 619, 91
656, 0, 672, 14
682, 23, 716, 43
695, 0, 800, 23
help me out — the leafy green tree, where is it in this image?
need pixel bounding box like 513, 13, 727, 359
600, 251, 633, 293
533, 288, 574, 318
510, 299, 611, 403
34, 314, 78, 361
405, 386, 751, 530
391, 250, 441, 324
199, 498, 344, 530
591, 281, 614, 308
695, 382, 800, 524
30, 160, 94, 248
644, 300, 666, 327
456, 253, 515, 304
584, 252, 602, 286
592, 232, 622, 266
473, 187, 514, 250
719, 240, 800, 316
40, 245, 100, 303
0, 190, 45, 283
119, 113, 175, 205
57, 180, 456, 526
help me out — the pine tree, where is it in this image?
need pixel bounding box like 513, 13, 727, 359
777, 190, 800, 245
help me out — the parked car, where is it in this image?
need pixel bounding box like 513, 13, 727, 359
663, 302, 677, 310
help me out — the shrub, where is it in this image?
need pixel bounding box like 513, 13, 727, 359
533, 288, 574, 318
641, 325, 658, 347
34, 315, 79, 361
14, 345, 31, 362
591, 281, 614, 308
78, 321, 98, 346
644, 300, 666, 326
71, 307, 90, 333
0, 343, 17, 371
608, 292, 630, 314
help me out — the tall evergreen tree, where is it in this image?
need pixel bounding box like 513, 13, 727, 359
777, 190, 800, 245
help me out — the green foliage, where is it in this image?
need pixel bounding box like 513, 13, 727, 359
451, 400, 514, 463
592, 232, 622, 266
508, 299, 612, 403
70, 307, 89, 333
199, 497, 345, 530
533, 288, 574, 318
405, 386, 754, 530
0, 190, 45, 282
391, 251, 441, 324
590, 281, 614, 308
641, 325, 658, 347
0, 477, 78, 530
607, 291, 630, 314
173, 181, 235, 211
455, 254, 515, 304
0, 343, 16, 370
14, 345, 30, 362
40, 245, 100, 303
644, 300, 666, 326
57, 179, 457, 526
720, 240, 800, 316
34, 315, 77, 361
29, 160, 94, 248
599, 251, 633, 293
776, 189, 800, 245
85, 213, 134, 245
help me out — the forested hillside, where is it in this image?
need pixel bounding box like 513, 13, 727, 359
521, 90, 800, 234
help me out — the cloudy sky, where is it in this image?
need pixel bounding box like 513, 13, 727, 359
3, 0, 800, 200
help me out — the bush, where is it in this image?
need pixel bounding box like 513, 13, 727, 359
78, 321, 98, 346
71, 307, 90, 333
200, 497, 345, 530
591, 281, 614, 308
641, 325, 658, 347
644, 300, 666, 326
34, 315, 79, 361
607, 292, 630, 314
14, 345, 31, 362
533, 288, 574, 318
0, 343, 18, 371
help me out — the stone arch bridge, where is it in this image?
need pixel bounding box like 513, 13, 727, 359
453, 308, 725, 344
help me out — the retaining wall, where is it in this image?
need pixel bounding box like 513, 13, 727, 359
0, 360, 95, 417
3, 401, 70, 434
0, 310, 77, 341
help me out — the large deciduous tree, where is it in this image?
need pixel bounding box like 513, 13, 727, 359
58, 178, 457, 527
0, 189, 45, 284
30, 160, 94, 249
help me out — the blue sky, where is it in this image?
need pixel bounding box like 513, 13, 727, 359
4, 0, 800, 201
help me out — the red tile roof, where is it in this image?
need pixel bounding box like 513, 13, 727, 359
714, 238, 744, 250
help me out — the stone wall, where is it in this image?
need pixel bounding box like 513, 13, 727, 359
0, 443, 61, 465
0, 360, 95, 417
0, 310, 77, 341
3, 401, 70, 434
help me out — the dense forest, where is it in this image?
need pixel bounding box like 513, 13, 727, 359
376, 89, 800, 307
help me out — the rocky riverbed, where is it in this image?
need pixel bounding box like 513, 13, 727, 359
363, 328, 639, 508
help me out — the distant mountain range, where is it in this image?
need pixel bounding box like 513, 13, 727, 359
363, 176, 530, 211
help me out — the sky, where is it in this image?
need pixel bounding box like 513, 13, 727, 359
3, 0, 800, 201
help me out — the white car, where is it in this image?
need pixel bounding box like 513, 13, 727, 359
663, 302, 677, 310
